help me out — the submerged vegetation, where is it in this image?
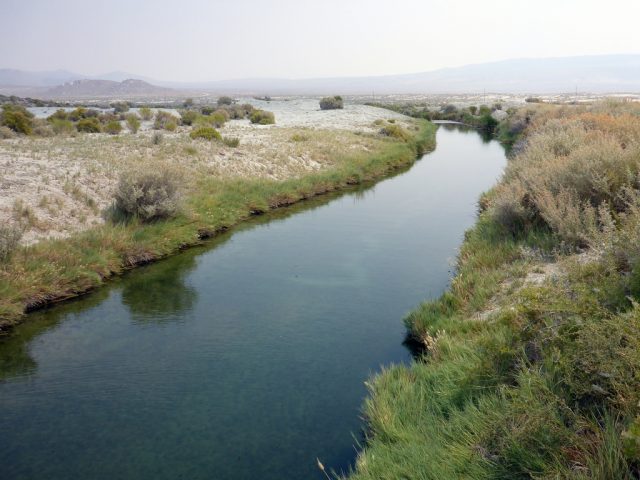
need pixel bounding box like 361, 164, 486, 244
350, 101, 640, 479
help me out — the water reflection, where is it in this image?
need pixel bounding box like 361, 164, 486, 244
0, 288, 110, 381
122, 254, 198, 323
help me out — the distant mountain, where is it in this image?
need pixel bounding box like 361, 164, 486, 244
43, 79, 175, 98
177, 55, 640, 94
0, 68, 81, 87
2, 54, 639, 96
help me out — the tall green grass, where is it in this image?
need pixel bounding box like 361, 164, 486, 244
349, 103, 640, 480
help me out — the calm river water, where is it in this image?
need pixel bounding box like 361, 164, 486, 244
0, 125, 506, 479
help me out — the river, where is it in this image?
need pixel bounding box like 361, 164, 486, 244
0, 124, 506, 479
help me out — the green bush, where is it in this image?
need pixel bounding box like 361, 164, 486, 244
138, 107, 153, 121
76, 117, 102, 133
114, 168, 181, 222
180, 110, 199, 126
190, 126, 221, 141
126, 114, 141, 133
1, 104, 34, 135
249, 109, 275, 125
319, 96, 344, 110
47, 109, 69, 122
105, 120, 122, 135
67, 107, 87, 122
50, 119, 75, 135
217, 96, 234, 106
379, 124, 411, 141
111, 102, 130, 113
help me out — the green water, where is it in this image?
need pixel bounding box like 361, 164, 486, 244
0, 125, 506, 479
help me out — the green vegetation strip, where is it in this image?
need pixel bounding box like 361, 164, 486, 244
349, 104, 640, 479
0, 121, 436, 331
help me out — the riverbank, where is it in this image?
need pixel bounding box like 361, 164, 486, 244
350, 101, 640, 478
0, 120, 436, 331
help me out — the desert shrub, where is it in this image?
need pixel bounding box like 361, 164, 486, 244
249, 109, 275, 125
151, 132, 163, 145
67, 107, 87, 122
1, 104, 34, 135
379, 124, 411, 141
105, 120, 122, 135
526, 97, 543, 103
487, 109, 640, 247
50, 119, 75, 135
84, 109, 100, 118
222, 136, 239, 147
32, 120, 54, 137
114, 167, 180, 222
0, 126, 16, 139
126, 114, 141, 133
209, 110, 228, 127
154, 110, 179, 131
111, 102, 130, 113
76, 117, 102, 133
183, 97, 194, 108
373, 119, 384, 126
98, 112, 119, 124
0, 223, 22, 263
189, 126, 221, 141
319, 96, 344, 110
200, 106, 215, 116
47, 109, 69, 122
139, 107, 153, 121
217, 96, 234, 106
180, 110, 199, 126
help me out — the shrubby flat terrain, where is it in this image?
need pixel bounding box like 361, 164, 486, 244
0, 98, 409, 244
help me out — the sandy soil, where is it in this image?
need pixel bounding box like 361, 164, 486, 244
1, 100, 412, 244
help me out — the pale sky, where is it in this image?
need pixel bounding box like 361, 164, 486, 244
2, 0, 639, 81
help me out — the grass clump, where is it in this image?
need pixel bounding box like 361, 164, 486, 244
0, 224, 22, 263
114, 166, 181, 222
125, 114, 141, 133
190, 126, 221, 141
319, 96, 344, 110
104, 120, 122, 135
222, 136, 239, 147
138, 107, 153, 121
250, 109, 275, 125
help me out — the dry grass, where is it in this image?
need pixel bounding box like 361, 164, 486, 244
488, 102, 640, 248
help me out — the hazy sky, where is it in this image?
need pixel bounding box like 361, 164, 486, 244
2, 0, 639, 81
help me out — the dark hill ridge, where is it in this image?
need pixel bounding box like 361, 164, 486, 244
43, 79, 175, 98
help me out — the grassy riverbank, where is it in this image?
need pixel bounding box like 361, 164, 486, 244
0, 120, 436, 331
350, 102, 640, 479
